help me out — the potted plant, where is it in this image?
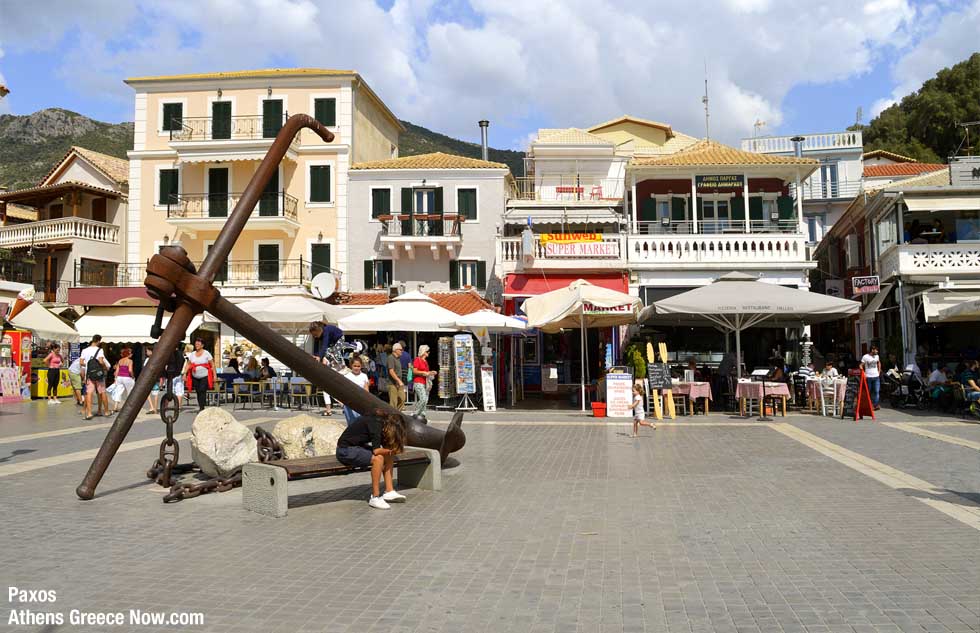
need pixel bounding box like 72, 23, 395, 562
623, 342, 647, 385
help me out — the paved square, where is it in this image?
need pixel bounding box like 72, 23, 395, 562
1, 405, 978, 632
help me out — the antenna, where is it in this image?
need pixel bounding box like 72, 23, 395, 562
702, 60, 710, 140
855, 106, 863, 127
753, 119, 766, 138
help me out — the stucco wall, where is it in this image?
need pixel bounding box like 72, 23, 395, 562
352, 88, 400, 164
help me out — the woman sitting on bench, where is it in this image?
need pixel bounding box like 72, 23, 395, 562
335, 411, 408, 510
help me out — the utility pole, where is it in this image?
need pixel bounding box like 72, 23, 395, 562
702, 60, 710, 140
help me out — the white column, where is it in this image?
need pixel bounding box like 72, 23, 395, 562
795, 169, 805, 234
743, 173, 750, 233
630, 172, 638, 234
690, 175, 698, 235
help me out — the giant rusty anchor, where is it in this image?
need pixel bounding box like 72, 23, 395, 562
76, 115, 465, 500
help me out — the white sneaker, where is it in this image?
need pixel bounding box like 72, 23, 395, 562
382, 490, 407, 503
53, 399, 61, 404
368, 496, 391, 510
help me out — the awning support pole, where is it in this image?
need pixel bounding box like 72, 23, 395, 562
580, 312, 586, 412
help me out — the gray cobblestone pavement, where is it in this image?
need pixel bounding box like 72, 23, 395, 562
0, 403, 978, 632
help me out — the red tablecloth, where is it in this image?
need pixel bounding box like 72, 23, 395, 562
672, 382, 713, 400
735, 381, 791, 399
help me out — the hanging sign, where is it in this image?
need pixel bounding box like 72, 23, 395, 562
695, 174, 744, 188
825, 279, 845, 298
453, 334, 476, 394
544, 241, 619, 258
851, 275, 880, 296
539, 233, 602, 244
480, 364, 496, 412
605, 371, 634, 417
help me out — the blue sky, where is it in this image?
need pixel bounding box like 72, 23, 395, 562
1, 0, 978, 149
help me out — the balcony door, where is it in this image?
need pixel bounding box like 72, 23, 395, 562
700, 198, 730, 233
412, 188, 443, 236
257, 243, 280, 283
206, 243, 228, 283
211, 101, 232, 140
262, 99, 283, 138
311, 243, 332, 277
820, 163, 839, 198
259, 168, 279, 216
207, 167, 229, 218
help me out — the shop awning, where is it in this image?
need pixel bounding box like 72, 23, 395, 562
504, 273, 627, 297
859, 283, 894, 321
935, 296, 980, 322
10, 302, 79, 342
503, 207, 624, 225
75, 307, 204, 343
923, 290, 980, 322
904, 196, 980, 212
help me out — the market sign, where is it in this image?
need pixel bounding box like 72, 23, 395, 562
544, 241, 619, 258
852, 275, 880, 296
583, 302, 634, 314
539, 233, 602, 244
695, 174, 744, 189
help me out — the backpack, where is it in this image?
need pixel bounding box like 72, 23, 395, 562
86, 352, 106, 382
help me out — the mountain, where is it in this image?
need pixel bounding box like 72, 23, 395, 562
399, 120, 525, 176
0, 108, 133, 190
0, 108, 526, 191
850, 52, 980, 163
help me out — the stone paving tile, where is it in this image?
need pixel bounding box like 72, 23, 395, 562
790, 418, 980, 504
1, 420, 978, 632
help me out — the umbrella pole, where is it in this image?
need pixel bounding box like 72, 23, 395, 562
580, 313, 586, 412
735, 326, 742, 380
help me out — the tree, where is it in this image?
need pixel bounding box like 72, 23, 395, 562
858, 52, 980, 162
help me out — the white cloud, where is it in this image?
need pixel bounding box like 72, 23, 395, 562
0, 0, 963, 147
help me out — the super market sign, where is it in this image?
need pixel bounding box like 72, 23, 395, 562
544, 241, 620, 258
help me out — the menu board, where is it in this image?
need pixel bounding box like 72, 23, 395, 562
646, 362, 672, 390
480, 364, 496, 412
453, 334, 476, 395
606, 372, 634, 417
840, 370, 865, 419
438, 337, 455, 399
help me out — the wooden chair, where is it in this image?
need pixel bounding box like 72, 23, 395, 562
233, 382, 259, 410
206, 379, 225, 407
289, 380, 313, 410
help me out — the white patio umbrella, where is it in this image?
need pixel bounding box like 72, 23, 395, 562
10, 302, 79, 342
521, 279, 641, 411
338, 290, 461, 333
934, 297, 980, 322
439, 310, 527, 333
645, 272, 860, 378
234, 294, 348, 332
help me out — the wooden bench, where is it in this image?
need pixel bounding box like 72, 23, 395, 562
242, 446, 440, 518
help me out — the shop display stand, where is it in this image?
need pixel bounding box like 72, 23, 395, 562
435, 336, 457, 410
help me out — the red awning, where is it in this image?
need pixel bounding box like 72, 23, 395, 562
504, 273, 628, 297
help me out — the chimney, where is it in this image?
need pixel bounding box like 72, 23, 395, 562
790, 135, 805, 158
479, 120, 489, 161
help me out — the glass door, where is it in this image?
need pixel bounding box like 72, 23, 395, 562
413, 189, 435, 236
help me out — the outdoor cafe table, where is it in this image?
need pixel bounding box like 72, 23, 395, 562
735, 380, 791, 417
806, 377, 847, 413
672, 381, 713, 414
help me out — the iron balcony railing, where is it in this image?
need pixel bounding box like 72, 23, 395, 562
33, 280, 70, 305
379, 214, 463, 238
169, 114, 299, 144
0, 259, 36, 285
165, 191, 299, 221
74, 259, 342, 288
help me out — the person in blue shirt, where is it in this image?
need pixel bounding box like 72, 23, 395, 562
309, 321, 344, 360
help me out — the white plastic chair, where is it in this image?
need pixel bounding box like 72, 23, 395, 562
819, 376, 838, 417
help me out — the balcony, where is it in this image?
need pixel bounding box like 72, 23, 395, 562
878, 243, 980, 282
740, 131, 862, 154
627, 232, 811, 270
790, 178, 863, 201
378, 214, 463, 260
165, 191, 300, 237
633, 220, 800, 235
168, 115, 299, 163
74, 259, 339, 289
511, 176, 625, 204
497, 234, 626, 273
0, 217, 120, 248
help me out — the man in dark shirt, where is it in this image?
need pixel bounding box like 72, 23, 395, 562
336, 412, 407, 510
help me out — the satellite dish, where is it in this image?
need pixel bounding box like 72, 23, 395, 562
310, 272, 337, 299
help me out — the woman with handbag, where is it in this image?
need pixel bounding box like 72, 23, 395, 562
181, 338, 215, 412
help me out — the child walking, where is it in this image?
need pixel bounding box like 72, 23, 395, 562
632, 384, 655, 437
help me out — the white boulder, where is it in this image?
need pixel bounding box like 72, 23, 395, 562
271, 414, 347, 460
190, 408, 258, 478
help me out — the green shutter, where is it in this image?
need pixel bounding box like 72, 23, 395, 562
639, 198, 657, 222
372, 189, 390, 218
400, 187, 413, 235
259, 168, 279, 216
777, 195, 795, 220
476, 260, 487, 290
364, 260, 375, 290
159, 169, 177, 205
162, 102, 182, 132
731, 196, 745, 221
262, 99, 283, 138
211, 101, 231, 139
457, 188, 477, 221
749, 196, 764, 221
310, 166, 330, 203
311, 244, 331, 275
696, 198, 704, 221
314, 98, 336, 126
449, 261, 459, 290
433, 187, 444, 215
671, 197, 686, 221
382, 261, 393, 287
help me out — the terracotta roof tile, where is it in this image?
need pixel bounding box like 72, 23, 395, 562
429, 290, 492, 315
588, 115, 674, 137
882, 167, 950, 189
862, 149, 917, 163
327, 292, 389, 306
863, 163, 946, 178
351, 152, 509, 170
3, 203, 37, 222
39, 146, 128, 187
126, 68, 355, 82
535, 128, 612, 145
631, 139, 818, 167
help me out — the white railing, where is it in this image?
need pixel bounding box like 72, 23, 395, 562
790, 179, 863, 200
512, 176, 625, 202
879, 244, 980, 280
0, 217, 120, 248
498, 234, 625, 263
634, 220, 799, 235
740, 131, 862, 154
628, 233, 809, 264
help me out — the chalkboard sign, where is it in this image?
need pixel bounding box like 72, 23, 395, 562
840, 371, 861, 419
647, 362, 672, 390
